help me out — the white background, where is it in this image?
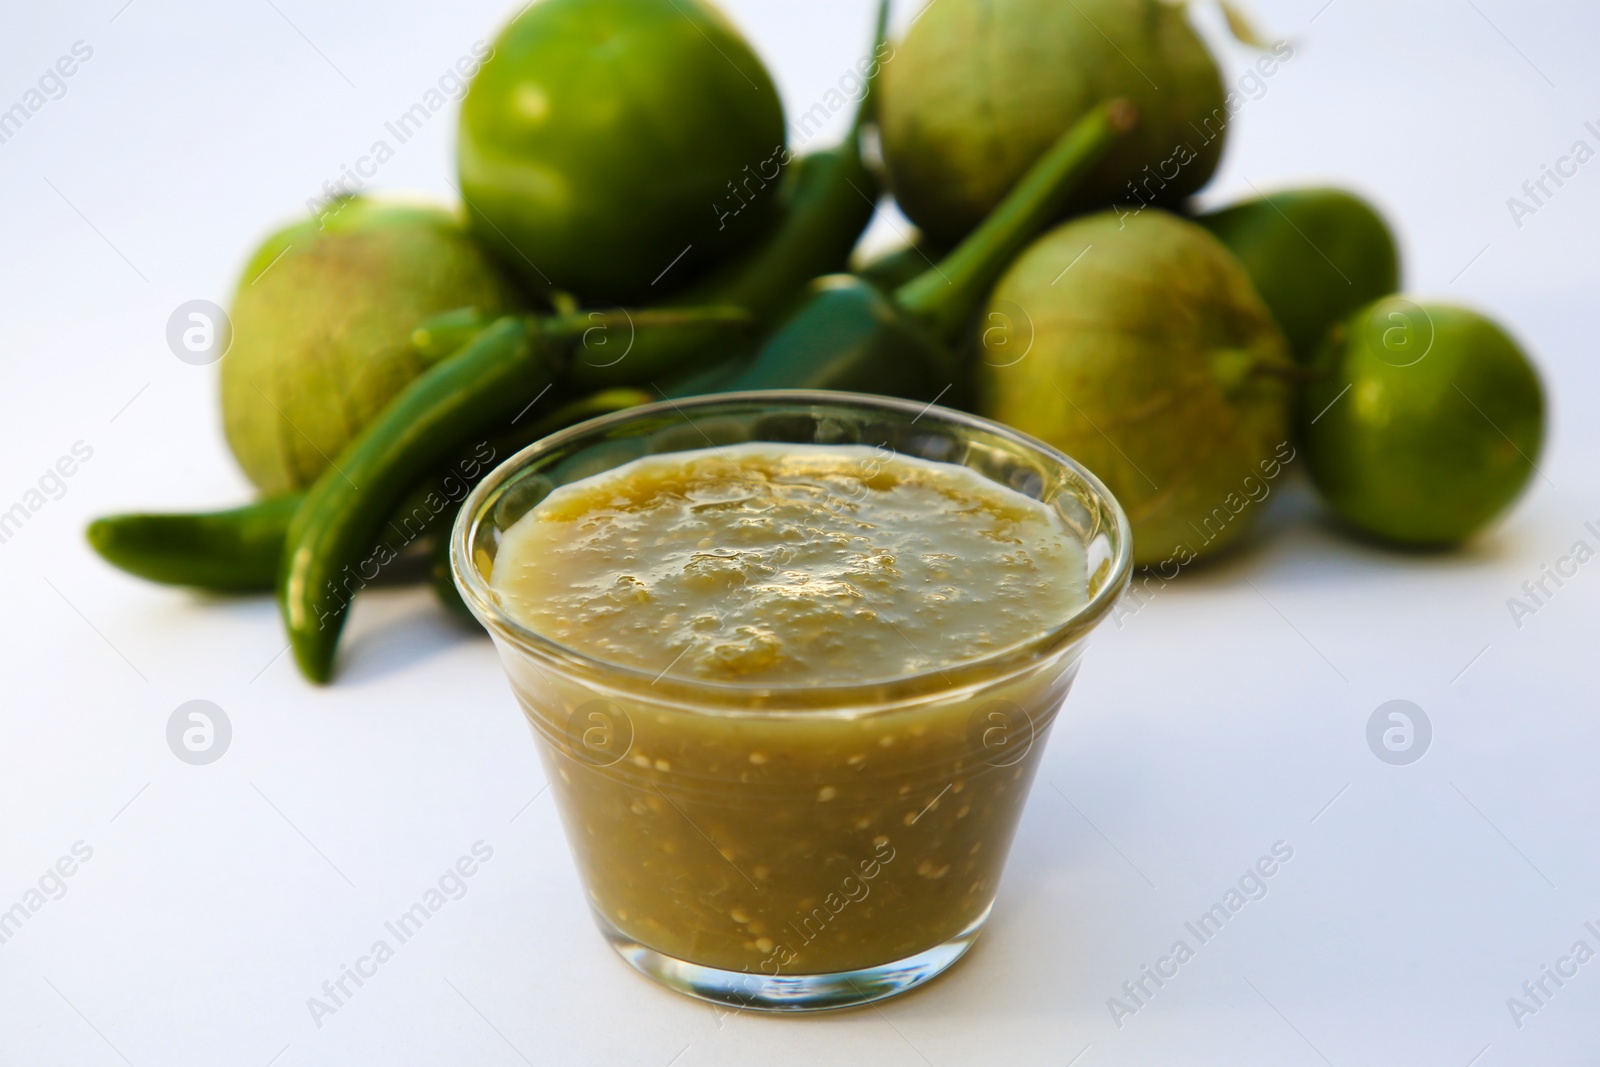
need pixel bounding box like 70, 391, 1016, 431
3, 0, 1598, 1064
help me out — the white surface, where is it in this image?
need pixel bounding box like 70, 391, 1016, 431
3, 1, 1598, 1064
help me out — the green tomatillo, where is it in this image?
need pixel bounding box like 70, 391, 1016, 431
879, 0, 1228, 246
1198, 187, 1402, 363
220, 197, 519, 496
567, 0, 894, 391
1299, 298, 1545, 546
458, 0, 788, 304
977, 208, 1295, 566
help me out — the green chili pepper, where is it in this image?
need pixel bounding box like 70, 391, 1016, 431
86, 388, 654, 596
1196, 188, 1401, 363
425, 385, 652, 626
661, 355, 750, 399
856, 237, 949, 295
87, 495, 302, 593
565, 0, 891, 392
520, 386, 657, 442
711, 98, 1139, 404
410, 305, 503, 365
428, 533, 475, 626
281, 316, 550, 682
281, 309, 734, 682
429, 0, 888, 400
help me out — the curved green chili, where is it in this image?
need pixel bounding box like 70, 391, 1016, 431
428, 532, 476, 627
282, 310, 739, 682
87, 387, 657, 596
425, 384, 655, 627
87, 495, 302, 593
410, 305, 502, 365
281, 316, 553, 682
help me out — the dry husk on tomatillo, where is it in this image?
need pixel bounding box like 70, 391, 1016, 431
977, 210, 1293, 566
220, 198, 518, 495
879, 0, 1228, 246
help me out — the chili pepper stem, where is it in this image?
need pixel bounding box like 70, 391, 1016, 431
281, 316, 549, 683
895, 98, 1140, 345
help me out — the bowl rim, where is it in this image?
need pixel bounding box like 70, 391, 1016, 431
450, 389, 1134, 715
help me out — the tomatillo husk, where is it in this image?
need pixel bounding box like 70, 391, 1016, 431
977, 209, 1294, 565
220, 197, 518, 496
880, 0, 1227, 245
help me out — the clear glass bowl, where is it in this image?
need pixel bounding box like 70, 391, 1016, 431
452, 391, 1132, 1011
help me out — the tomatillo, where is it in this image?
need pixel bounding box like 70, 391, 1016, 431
458, 0, 787, 304
977, 208, 1294, 566
1300, 299, 1545, 546
879, 0, 1227, 245
221, 196, 519, 495
1198, 188, 1402, 363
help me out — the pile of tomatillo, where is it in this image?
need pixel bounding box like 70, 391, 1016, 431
90, 0, 1545, 683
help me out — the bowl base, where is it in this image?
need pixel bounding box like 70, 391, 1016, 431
595, 906, 991, 1013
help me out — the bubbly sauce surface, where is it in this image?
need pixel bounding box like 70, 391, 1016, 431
490, 444, 1088, 685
